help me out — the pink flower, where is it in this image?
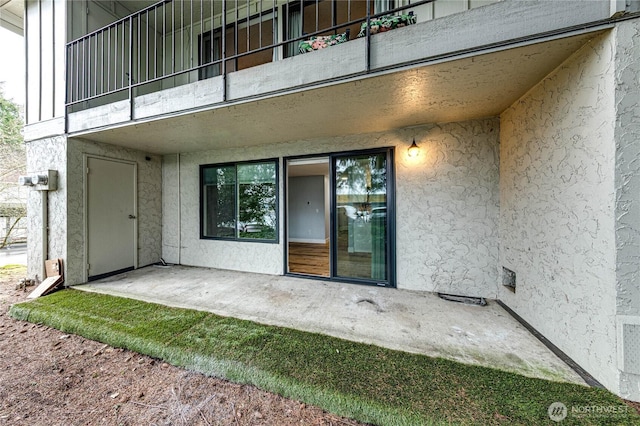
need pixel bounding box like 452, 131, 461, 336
312, 40, 327, 49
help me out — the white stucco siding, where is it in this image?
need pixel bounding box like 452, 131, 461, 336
25, 137, 68, 281
397, 119, 500, 297
162, 155, 181, 265
499, 32, 618, 390
65, 138, 163, 285
167, 118, 500, 297
614, 19, 640, 402
614, 20, 640, 322
176, 153, 284, 276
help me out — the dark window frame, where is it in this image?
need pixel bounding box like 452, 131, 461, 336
282, 0, 396, 43
283, 147, 396, 288
200, 158, 280, 244
283, 0, 361, 58
198, 8, 278, 79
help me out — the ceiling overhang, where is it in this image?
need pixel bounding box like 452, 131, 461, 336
74, 30, 605, 155
0, 0, 24, 35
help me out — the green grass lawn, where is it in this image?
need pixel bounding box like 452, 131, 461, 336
0, 264, 26, 277
1, 264, 27, 306
9, 289, 639, 426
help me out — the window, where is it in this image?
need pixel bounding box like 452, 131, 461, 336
284, 148, 395, 286
201, 160, 278, 241
374, 0, 395, 14
284, 0, 369, 58
199, 9, 277, 79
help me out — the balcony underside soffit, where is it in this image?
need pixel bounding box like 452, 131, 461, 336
0, 0, 24, 34
77, 30, 604, 154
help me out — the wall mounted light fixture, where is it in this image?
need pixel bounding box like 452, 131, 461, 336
408, 138, 420, 158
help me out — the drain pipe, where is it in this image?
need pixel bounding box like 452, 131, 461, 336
177, 153, 181, 265
40, 190, 48, 281
18, 170, 58, 282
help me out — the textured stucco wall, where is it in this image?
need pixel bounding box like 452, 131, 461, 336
398, 120, 499, 296
162, 154, 180, 264
25, 136, 68, 281
614, 19, 640, 401
166, 118, 500, 296
499, 32, 618, 390
66, 138, 163, 285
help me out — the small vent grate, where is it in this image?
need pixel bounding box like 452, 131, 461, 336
502, 267, 516, 292
622, 323, 640, 374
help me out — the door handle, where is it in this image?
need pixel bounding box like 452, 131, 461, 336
128, 214, 136, 219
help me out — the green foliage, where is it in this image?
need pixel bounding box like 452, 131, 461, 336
0, 88, 26, 248
336, 153, 387, 204
238, 162, 276, 231
0, 264, 26, 277
0, 86, 25, 181
10, 290, 640, 426
239, 182, 276, 227
0, 86, 23, 147
203, 162, 277, 240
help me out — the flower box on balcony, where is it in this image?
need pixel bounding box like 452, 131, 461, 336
298, 29, 351, 54
357, 12, 417, 37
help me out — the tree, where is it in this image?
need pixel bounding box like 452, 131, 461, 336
0, 86, 23, 147
336, 153, 387, 207
0, 84, 26, 248
238, 163, 276, 239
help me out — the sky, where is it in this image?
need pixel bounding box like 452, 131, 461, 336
0, 27, 25, 106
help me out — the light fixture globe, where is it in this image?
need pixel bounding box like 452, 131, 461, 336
408, 139, 420, 158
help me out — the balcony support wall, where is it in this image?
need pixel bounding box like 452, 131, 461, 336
499, 31, 619, 393
614, 18, 640, 402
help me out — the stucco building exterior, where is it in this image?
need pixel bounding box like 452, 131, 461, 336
3, 0, 639, 402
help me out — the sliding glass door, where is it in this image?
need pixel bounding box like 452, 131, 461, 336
333, 151, 390, 283
286, 148, 393, 286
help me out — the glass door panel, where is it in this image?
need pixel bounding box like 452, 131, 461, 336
334, 152, 388, 282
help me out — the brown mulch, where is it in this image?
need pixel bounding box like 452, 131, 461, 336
627, 400, 640, 417
0, 268, 366, 426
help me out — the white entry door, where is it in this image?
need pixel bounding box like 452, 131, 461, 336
87, 157, 137, 280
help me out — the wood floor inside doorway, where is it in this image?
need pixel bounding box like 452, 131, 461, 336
288, 242, 330, 277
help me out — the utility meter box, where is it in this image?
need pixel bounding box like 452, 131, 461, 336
27, 170, 58, 191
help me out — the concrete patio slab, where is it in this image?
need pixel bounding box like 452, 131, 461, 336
75, 265, 585, 385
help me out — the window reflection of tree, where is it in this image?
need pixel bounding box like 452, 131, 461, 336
202, 161, 277, 240
238, 163, 277, 239
335, 153, 388, 281
336, 154, 386, 212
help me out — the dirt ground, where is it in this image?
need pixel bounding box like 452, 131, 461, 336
0, 268, 365, 426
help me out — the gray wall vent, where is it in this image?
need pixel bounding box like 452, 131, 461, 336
502, 267, 516, 292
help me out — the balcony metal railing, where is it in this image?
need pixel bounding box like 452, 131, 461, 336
66, 0, 435, 114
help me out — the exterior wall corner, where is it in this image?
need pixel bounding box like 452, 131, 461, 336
25, 135, 68, 281
614, 18, 640, 403
498, 30, 619, 391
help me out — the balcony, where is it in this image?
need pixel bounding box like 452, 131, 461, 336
61, 0, 615, 151
67, 1, 431, 103
65, 1, 505, 130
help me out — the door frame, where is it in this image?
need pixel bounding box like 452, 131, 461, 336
83, 154, 138, 283
284, 147, 396, 287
